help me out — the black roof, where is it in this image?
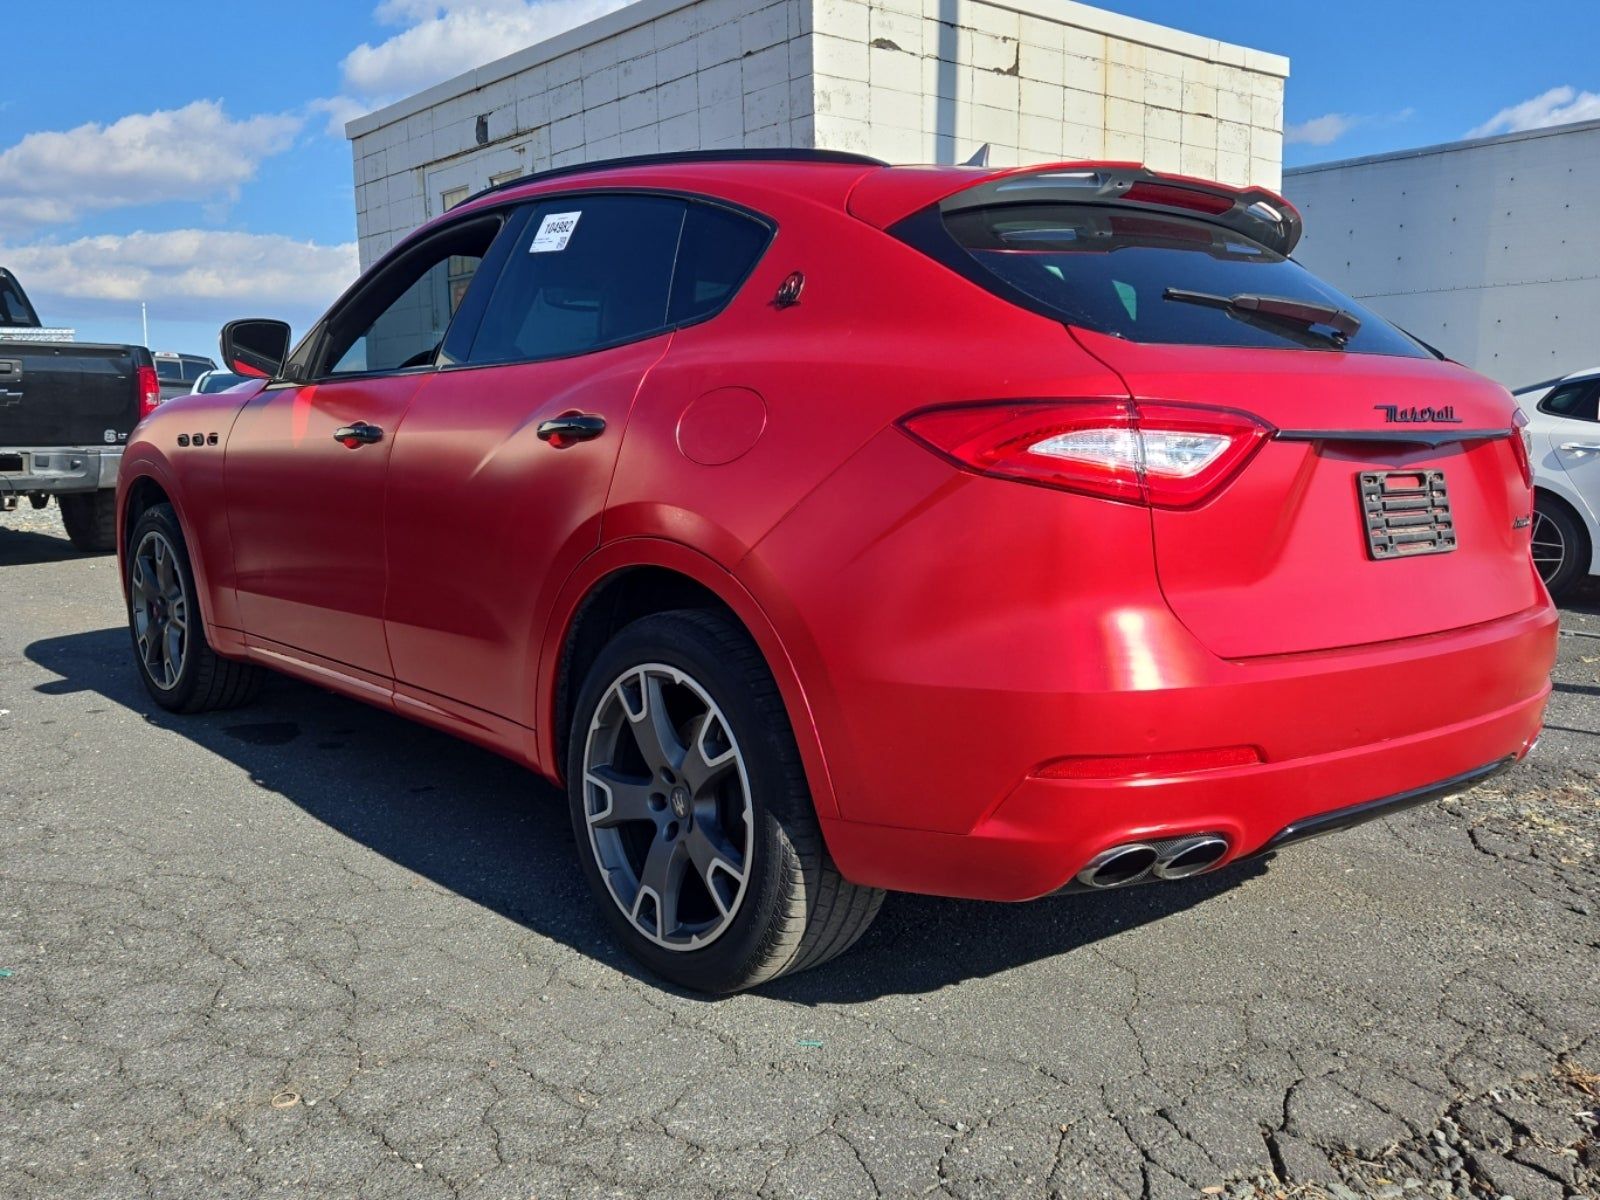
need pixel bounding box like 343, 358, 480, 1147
463, 149, 886, 205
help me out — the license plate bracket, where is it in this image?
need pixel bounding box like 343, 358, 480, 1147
1359, 470, 1456, 559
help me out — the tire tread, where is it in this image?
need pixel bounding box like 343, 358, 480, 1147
59, 490, 118, 553
666, 608, 883, 988
570, 607, 883, 991
129, 504, 265, 713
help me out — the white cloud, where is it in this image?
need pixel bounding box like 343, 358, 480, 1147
1467, 86, 1600, 138
308, 95, 374, 139
0, 101, 302, 236
1284, 107, 1416, 150
1285, 113, 1359, 147
0, 230, 357, 323
328, 0, 627, 126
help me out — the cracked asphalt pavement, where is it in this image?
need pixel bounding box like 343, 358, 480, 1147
2, 505, 1597, 1200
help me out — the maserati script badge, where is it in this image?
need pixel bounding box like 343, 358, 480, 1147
1374, 404, 1463, 424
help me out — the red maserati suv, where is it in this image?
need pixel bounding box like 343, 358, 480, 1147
116, 151, 1556, 992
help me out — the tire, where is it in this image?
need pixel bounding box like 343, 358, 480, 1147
58, 490, 118, 553
125, 503, 265, 713
1532, 495, 1589, 600
566, 609, 883, 992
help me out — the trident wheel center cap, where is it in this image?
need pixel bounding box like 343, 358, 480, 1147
669, 786, 692, 821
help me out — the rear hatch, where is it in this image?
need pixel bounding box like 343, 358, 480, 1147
883, 165, 1540, 657
1071, 332, 1536, 656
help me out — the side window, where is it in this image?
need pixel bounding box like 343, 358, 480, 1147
468, 194, 685, 365
669, 203, 771, 324
322, 217, 501, 377
1541, 381, 1600, 423
0, 275, 36, 325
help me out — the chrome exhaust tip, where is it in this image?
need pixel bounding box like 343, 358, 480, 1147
1151, 834, 1230, 879
1074, 833, 1232, 890
1076, 843, 1159, 889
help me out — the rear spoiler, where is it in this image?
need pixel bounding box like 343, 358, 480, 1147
849, 162, 1303, 257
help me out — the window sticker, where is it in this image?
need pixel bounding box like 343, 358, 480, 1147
530, 211, 582, 253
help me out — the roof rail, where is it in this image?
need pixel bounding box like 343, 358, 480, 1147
462, 148, 887, 204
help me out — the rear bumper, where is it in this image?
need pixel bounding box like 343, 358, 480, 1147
750, 429, 1559, 902
1258, 756, 1514, 854
818, 603, 1556, 902
0, 445, 121, 493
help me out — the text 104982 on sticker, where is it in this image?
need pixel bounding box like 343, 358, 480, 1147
531, 211, 582, 253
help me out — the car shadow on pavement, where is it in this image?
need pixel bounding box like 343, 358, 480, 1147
0, 524, 92, 567
25, 626, 1269, 1002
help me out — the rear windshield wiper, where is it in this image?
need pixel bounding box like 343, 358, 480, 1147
1163, 287, 1361, 345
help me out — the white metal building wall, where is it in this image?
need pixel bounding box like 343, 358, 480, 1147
1285, 120, 1600, 388
346, 0, 1287, 269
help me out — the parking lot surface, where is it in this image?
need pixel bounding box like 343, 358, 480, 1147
2, 505, 1597, 1200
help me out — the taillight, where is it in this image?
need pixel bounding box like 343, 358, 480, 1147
136, 365, 161, 422
1510, 408, 1533, 488
898, 400, 1272, 508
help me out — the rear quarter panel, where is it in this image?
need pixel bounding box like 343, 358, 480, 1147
596, 188, 1135, 826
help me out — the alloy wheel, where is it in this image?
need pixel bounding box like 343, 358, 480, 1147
581, 663, 754, 951
130, 530, 189, 690
1531, 509, 1567, 585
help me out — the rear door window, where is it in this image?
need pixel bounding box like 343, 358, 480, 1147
466, 194, 771, 365
928, 203, 1428, 358
468, 194, 685, 364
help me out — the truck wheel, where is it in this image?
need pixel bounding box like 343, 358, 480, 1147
566, 609, 883, 993
125, 503, 265, 713
58, 490, 118, 553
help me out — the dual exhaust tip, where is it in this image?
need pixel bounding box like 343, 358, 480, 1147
1076, 834, 1230, 889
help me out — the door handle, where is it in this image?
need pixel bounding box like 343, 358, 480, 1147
333, 422, 383, 448
1557, 441, 1600, 456
536, 412, 606, 446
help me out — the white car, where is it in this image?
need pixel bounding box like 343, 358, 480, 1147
188, 369, 249, 395
1513, 367, 1600, 597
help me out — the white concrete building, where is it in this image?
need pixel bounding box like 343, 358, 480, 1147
1285, 120, 1600, 388
346, 0, 1288, 269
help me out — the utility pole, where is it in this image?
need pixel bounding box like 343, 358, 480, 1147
140, 302, 149, 347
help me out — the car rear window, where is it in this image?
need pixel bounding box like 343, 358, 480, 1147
0, 275, 37, 325
155, 358, 184, 382
929, 203, 1428, 358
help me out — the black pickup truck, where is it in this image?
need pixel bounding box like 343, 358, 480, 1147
1, 267, 158, 551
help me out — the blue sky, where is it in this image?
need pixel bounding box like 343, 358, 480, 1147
1, 0, 1596, 354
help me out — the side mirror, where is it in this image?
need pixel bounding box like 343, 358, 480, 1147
220, 319, 291, 378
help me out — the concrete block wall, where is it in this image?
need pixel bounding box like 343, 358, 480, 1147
1285, 120, 1600, 386
348, 0, 1287, 269
809, 0, 1285, 185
